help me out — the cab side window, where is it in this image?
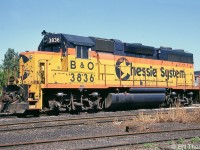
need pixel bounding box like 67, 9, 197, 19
76, 46, 88, 59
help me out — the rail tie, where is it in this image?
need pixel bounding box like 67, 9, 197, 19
0, 127, 200, 148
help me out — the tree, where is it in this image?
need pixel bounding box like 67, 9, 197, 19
0, 48, 19, 86
0, 69, 3, 92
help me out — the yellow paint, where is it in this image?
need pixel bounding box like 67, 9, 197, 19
18, 50, 195, 110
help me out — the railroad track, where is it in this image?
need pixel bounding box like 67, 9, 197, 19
0, 105, 199, 118
0, 113, 142, 132
0, 107, 199, 132
81, 128, 200, 150
0, 127, 200, 149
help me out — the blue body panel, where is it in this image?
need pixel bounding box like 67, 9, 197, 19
38, 32, 193, 64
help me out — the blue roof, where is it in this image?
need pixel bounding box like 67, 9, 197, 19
62, 34, 95, 47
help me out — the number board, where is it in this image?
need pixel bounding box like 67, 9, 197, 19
68, 59, 96, 83
47, 34, 61, 44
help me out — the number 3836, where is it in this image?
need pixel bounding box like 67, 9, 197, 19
70, 73, 95, 82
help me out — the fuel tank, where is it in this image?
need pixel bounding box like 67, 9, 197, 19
129, 88, 166, 93
105, 92, 165, 109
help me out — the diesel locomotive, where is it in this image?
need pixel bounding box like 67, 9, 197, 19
1, 30, 200, 115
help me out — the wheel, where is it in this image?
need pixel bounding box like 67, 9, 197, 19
17, 114, 27, 118
33, 111, 40, 117
70, 109, 80, 115
54, 108, 60, 116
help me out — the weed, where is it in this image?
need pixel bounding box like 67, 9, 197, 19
177, 138, 184, 144
120, 107, 200, 132
191, 137, 200, 143
167, 140, 174, 145
143, 142, 155, 148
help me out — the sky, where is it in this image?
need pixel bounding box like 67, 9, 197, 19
0, 0, 200, 71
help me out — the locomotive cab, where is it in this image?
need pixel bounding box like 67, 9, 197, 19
38, 31, 65, 53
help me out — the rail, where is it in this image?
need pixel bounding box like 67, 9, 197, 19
0, 112, 162, 132
0, 127, 200, 148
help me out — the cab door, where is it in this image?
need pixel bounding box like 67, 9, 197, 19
39, 63, 45, 84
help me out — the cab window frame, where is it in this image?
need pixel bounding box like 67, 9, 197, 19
76, 45, 89, 59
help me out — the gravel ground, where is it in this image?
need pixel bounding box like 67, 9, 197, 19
0, 120, 200, 149
0, 110, 145, 124
109, 139, 200, 150
1, 128, 200, 150
0, 106, 199, 125
0, 122, 124, 144
0, 107, 200, 150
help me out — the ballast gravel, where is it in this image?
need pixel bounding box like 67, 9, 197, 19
0, 108, 200, 149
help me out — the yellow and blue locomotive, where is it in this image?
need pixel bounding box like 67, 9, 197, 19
1, 30, 200, 115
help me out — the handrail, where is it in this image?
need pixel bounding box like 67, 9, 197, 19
99, 63, 199, 88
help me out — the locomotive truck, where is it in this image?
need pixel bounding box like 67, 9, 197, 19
1, 31, 200, 116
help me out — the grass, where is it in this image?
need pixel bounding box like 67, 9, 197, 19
143, 143, 155, 149
113, 107, 200, 149
114, 107, 200, 132
191, 137, 200, 143
138, 138, 200, 150
177, 138, 184, 144
167, 140, 175, 145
